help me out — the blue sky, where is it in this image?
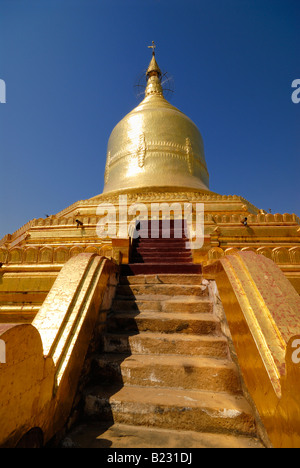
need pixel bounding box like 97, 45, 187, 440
0, 0, 299, 239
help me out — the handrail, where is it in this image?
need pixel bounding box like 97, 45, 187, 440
204, 251, 300, 448
32, 254, 117, 388
0, 253, 119, 447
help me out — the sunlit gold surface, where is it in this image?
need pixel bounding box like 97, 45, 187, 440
0, 254, 118, 447
0, 190, 299, 295
0, 48, 299, 447
204, 251, 300, 448
103, 54, 209, 194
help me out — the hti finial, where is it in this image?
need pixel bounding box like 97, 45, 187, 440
148, 41, 156, 56
145, 41, 162, 96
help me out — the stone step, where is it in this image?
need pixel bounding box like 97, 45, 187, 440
112, 297, 213, 314
83, 385, 257, 437
138, 237, 188, 240
163, 297, 213, 314
107, 311, 222, 336
119, 274, 203, 285
92, 353, 242, 394
137, 234, 188, 241
63, 422, 264, 448
132, 257, 192, 264
116, 283, 209, 297
134, 239, 187, 246
132, 254, 192, 262
112, 298, 162, 312
132, 258, 193, 264
102, 332, 229, 358
135, 248, 191, 255
135, 246, 190, 253
121, 264, 203, 275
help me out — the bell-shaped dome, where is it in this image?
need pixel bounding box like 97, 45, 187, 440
103, 52, 209, 194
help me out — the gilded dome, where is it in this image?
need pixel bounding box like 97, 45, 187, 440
103, 52, 209, 194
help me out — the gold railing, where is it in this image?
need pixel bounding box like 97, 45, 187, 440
0, 253, 118, 447
204, 251, 300, 448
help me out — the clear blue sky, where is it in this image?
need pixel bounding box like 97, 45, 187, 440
0, 0, 299, 239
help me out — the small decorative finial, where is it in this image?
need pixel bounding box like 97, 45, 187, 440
148, 41, 156, 56
145, 41, 163, 96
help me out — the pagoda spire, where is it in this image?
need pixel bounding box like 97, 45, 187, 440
145, 41, 163, 97
147, 40, 156, 55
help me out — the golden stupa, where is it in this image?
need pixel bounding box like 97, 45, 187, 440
104, 52, 209, 193
0, 45, 299, 449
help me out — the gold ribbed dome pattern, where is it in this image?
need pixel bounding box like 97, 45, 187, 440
103, 50, 209, 194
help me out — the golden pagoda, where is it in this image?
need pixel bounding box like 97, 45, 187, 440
0, 46, 299, 449
104, 51, 209, 193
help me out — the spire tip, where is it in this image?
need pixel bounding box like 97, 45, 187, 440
147, 41, 156, 56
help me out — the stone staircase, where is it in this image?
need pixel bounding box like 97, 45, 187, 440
63, 273, 264, 448
122, 220, 202, 275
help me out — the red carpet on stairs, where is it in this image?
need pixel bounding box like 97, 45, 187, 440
122, 220, 202, 275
